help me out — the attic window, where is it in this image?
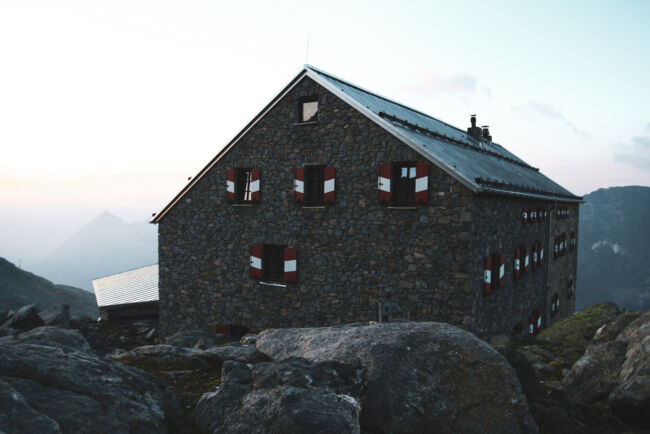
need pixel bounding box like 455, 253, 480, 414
299, 96, 319, 123
392, 163, 417, 206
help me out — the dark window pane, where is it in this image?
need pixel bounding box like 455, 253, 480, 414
392, 163, 416, 205
235, 169, 252, 202
305, 165, 324, 205
263, 244, 284, 281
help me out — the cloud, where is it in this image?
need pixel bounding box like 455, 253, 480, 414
613, 136, 650, 171
404, 71, 482, 95
513, 100, 588, 138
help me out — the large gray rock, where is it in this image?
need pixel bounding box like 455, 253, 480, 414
3, 304, 44, 331
38, 304, 71, 328
195, 357, 362, 434
164, 329, 230, 349
113, 342, 269, 368
0, 326, 93, 353
0, 338, 181, 433
256, 322, 537, 434
0, 380, 61, 434
563, 311, 650, 428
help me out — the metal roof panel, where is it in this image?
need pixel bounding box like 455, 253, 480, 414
92, 264, 159, 307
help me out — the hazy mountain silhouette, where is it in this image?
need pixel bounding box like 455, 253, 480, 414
0, 257, 97, 317
30, 211, 157, 291
577, 186, 650, 310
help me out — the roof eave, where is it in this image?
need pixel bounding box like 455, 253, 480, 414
477, 186, 583, 203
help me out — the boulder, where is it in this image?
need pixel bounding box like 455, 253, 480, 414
536, 302, 626, 365
38, 304, 71, 328
3, 304, 44, 331
164, 329, 231, 349
113, 342, 269, 370
563, 311, 650, 428
196, 358, 362, 434
257, 322, 537, 434
0, 380, 61, 434
70, 314, 93, 329
0, 339, 181, 433
0, 326, 93, 353
0, 309, 13, 324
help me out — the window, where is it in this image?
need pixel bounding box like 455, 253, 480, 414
551, 292, 560, 317
298, 96, 318, 123
295, 166, 335, 205
393, 163, 417, 206
227, 168, 260, 203
483, 252, 504, 296
378, 162, 428, 206
250, 244, 297, 284
262, 244, 285, 282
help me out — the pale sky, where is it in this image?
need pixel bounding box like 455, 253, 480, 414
1, 0, 649, 266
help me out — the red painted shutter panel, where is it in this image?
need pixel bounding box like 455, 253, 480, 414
499, 253, 505, 288
514, 247, 521, 281
522, 208, 528, 224
294, 168, 304, 203
539, 241, 544, 265
284, 247, 297, 283
250, 245, 262, 279
226, 169, 235, 202
484, 255, 492, 296
324, 166, 335, 204
415, 162, 429, 204
250, 168, 260, 202
378, 163, 391, 204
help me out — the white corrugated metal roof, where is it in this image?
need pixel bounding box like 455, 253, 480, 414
92, 264, 159, 307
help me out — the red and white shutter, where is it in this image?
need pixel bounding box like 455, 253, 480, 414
378, 164, 391, 204
284, 247, 297, 283
499, 253, 505, 288
250, 245, 262, 279
539, 241, 544, 265
250, 168, 260, 202
294, 167, 304, 204
537, 309, 543, 329
324, 166, 335, 204
524, 245, 530, 274
415, 162, 429, 204
528, 314, 535, 335
554, 238, 558, 259
522, 208, 528, 224
533, 242, 539, 270
514, 247, 521, 281
556, 294, 560, 310
226, 169, 235, 202
484, 256, 492, 296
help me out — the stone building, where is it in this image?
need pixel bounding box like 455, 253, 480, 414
151, 65, 581, 339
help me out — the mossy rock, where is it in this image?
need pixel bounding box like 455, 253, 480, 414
536, 302, 626, 365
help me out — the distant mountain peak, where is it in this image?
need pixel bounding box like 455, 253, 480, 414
94, 210, 124, 224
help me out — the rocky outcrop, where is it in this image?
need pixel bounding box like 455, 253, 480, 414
2, 304, 44, 331
164, 329, 231, 349
38, 304, 71, 328
195, 357, 364, 434
0, 326, 181, 433
256, 321, 537, 434
563, 311, 649, 427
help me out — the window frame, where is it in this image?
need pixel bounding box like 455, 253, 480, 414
304, 164, 325, 206
262, 244, 286, 283
297, 95, 319, 124
234, 167, 254, 203
391, 161, 418, 207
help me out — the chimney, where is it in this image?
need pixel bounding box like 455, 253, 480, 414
481, 125, 492, 142
467, 114, 482, 140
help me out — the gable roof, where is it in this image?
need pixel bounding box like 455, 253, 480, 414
152, 66, 580, 223
92, 264, 159, 308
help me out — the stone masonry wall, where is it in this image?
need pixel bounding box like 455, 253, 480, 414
547, 203, 580, 326
471, 196, 579, 337
157, 77, 475, 338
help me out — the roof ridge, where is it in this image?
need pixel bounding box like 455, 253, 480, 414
305, 64, 481, 142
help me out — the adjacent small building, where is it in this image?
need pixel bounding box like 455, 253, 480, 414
151, 65, 581, 339
92, 264, 159, 321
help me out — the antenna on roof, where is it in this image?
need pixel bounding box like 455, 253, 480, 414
305, 32, 310, 64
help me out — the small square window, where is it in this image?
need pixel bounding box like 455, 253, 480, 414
299, 96, 319, 123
